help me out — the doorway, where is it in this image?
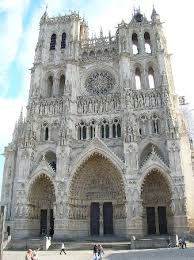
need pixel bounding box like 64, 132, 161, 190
146, 207, 156, 234
146, 206, 167, 235
90, 203, 100, 235
103, 202, 113, 235
40, 209, 54, 236
90, 202, 114, 236
40, 209, 47, 235
158, 206, 167, 234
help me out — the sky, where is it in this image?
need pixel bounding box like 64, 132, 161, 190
0, 0, 194, 191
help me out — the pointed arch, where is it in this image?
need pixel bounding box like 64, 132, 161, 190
139, 166, 173, 192
27, 171, 56, 196
66, 143, 127, 237
27, 172, 56, 236
139, 142, 165, 167
68, 139, 125, 190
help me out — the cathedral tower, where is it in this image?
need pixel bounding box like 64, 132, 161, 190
1, 8, 194, 239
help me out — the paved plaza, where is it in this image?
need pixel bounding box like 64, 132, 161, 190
3, 248, 194, 260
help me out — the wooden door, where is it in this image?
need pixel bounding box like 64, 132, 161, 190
158, 206, 167, 234
146, 207, 156, 234
40, 209, 47, 235
90, 203, 100, 236
103, 202, 113, 235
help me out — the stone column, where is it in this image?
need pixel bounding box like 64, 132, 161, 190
155, 207, 159, 234
0, 206, 5, 260
99, 203, 103, 236
139, 34, 145, 54
47, 208, 50, 235
53, 77, 58, 96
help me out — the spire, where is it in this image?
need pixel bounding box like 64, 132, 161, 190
18, 107, 23, 125
100, 26, 103, 38
40, 5, 48, 24
161, 71, 168, 87
108, 30, 112, 42
151, 5, 160, 22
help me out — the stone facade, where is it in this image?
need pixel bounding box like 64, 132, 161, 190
1, 8, 194, 239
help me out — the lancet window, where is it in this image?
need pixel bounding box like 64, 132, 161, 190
77, 121, 87, 140
50, 34, 56, 50
135, 68, 142, 90
47, 76, 53, 97
112, 119, 121, 138
61, 32, 66, 49
148, 67, 155, 89
42, 122, 49, 141
144, 32, 152, 53
132, 33, 139, 54
59, 75, 65, 96
139, 115, 149, 136
89, 120, 96, 139
152, 115, 160, 134
101, 120, 109, 139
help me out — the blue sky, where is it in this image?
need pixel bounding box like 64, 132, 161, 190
0, 0, 194, 194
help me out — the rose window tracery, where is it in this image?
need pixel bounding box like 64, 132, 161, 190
85, 70, 115, 95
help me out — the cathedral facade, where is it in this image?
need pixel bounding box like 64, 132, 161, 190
2, 8, 194, 239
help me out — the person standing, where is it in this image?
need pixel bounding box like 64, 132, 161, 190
97, 244, 104, 260
25, 249, 33, 260
32, 250, 38, 260
93, 244, 98, 260
60, 242, 67, 255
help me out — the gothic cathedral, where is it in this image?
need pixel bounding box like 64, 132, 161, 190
2, 8, 194, 239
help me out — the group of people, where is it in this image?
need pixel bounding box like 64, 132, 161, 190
93, 244, 104, 260
178, 237, 187, 249
25, 249, 39, 260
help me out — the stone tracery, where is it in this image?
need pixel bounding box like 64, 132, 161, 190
85, 70, 115, 95
27, 174, 56, 223
141, 170, 172, 234
68, 154, 126, 235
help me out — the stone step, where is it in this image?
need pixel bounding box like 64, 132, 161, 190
49, 241, 131, 251
5, 238, 44, 251
131, 235, 177, 249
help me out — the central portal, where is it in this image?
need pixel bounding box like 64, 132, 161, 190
68, 154, 126, 238
90, 202, 113, 236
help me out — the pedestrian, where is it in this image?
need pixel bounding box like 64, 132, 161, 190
32, 250, 38, 260
167, 236, 172, 247
60, 242, 67, 255
178, 238, 183, 249
182, 237, 186, 248
93, 244, 98, 260
97, 244, 104, 260
25, 249, 33, 260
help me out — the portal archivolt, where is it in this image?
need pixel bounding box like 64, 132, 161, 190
141, 170, 172, 235
27, 174, 56, 236
68, 154, 126, 236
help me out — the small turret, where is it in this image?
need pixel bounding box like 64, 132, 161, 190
151, 6, 160, 23
40, 6, 48, 25
100, 26, 103, 38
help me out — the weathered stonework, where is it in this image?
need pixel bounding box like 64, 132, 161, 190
1, 8, 194, 239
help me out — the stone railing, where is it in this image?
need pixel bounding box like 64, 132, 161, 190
29, 97, 69, 116
80, 36, 118, 50
125, 88, 166, 110
77, 93, 121, 115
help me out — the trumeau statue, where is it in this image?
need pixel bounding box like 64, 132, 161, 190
1, 7, 194, 241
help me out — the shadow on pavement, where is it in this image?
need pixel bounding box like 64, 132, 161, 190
104, 251, 129, 260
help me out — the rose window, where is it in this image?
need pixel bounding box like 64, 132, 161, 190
85, 70, 115, 95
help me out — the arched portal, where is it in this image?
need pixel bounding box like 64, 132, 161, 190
141, 170, 172, 235
68, 154, 126, 237
28, 174, 56, 237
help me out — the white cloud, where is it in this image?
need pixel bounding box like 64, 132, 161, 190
0, 96, 27, 150
0, 0, 30, 95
